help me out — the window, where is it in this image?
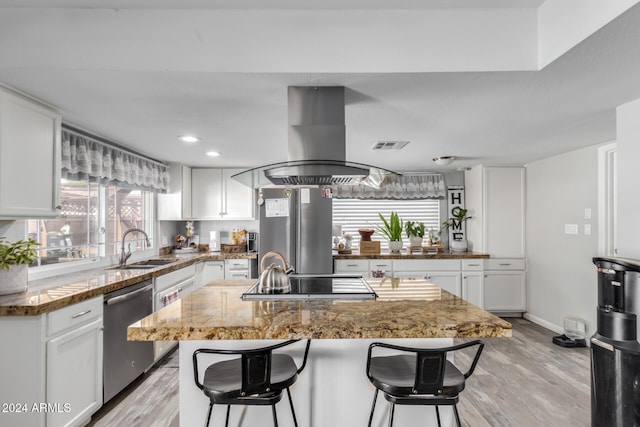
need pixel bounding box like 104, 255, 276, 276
27, 180, 154, 268
332, 199, 440, 250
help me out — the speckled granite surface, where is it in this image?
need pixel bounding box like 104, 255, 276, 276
0, 252, 257, 316
333, 251, 490, 259
128, 278, 512, 341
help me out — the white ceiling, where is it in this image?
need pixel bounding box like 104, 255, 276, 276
0, 1, 639, 172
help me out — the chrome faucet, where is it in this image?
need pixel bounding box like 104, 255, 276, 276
119, 228, 151, 267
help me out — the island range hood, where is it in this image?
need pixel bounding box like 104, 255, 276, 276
232, 86, 399, 188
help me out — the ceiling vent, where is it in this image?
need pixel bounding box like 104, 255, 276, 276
371, 141, 410, 150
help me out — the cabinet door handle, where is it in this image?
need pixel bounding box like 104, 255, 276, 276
72, 310, 91, 319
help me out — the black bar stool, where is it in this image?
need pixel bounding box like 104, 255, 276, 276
365, 340, 484, 427
193, 339, 311, 427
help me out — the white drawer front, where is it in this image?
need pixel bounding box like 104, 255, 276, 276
334, 260, 369, 272
225, 259, 249, 270
47, 296, 103, 337
485, 259, 526, 270
155, 264, 196, 291
369, 260, 393, 270
462, 259, 484, 271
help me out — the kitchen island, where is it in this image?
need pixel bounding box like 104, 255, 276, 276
129, 278, 510, 427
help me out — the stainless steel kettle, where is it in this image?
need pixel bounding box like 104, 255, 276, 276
258, 251, 293, 294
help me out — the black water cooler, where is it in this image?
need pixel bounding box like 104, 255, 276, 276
591, 257, 640, 426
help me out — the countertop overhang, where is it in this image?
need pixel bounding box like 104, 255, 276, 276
332, 251, 490, 259
127, 279, 512, 341
0, 252, 257, 316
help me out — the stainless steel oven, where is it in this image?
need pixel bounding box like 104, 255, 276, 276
103, 280, 154, 403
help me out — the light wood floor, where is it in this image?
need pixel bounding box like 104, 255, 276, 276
87, 318, 590, 427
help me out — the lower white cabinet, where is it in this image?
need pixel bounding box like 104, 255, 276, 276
196, 260, 225, 287
0, 296, 104, 427
335, 257, 526, 310
46, 317, 103, 427
483, 259, 526, 312
484, 270, 526, 312
462, 272, 484, 308
225, 259, 250, 279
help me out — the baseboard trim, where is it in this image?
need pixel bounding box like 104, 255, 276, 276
523, 313, 564, 335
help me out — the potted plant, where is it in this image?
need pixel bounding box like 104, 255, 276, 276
441, 207, 473, 252
377, 212, 404, 253
404, 220, 425, 247
0, 237, 39, 295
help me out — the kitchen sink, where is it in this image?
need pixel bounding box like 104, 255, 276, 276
107, 259, 178, 270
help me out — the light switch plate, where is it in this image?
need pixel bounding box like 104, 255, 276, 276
565, 224, 578, 235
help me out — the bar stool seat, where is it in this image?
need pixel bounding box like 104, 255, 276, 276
193, 339, 311, 427
366, 340, 484, 427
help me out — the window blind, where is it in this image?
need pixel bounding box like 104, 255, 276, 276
332, 199, 440, 250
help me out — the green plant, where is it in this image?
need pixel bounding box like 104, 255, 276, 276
377, 212, 403, 242
404, 221, 425, 238
0, 237, 39, 270
441, 207, 473, 231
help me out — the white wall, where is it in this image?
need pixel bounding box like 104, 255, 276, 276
526, 145, 599, 335
616, 97, 640, 258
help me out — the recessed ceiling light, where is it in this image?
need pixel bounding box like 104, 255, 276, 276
179, 135, 200, 143
206, 151, 221, 157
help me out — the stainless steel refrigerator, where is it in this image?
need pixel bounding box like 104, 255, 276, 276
258, 187, 333, 274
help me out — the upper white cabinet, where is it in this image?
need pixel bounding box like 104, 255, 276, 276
465, 166, 525, 257
191, 168, 254, 220
158, 163, 192, 220
0, 86, 61, 218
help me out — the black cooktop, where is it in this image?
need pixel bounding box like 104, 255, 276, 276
241, 274, 377, 300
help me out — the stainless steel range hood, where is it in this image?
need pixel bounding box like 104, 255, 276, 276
232, 86, 399, 188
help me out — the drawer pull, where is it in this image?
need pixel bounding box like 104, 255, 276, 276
468, 263, 480, 267
72, 310, 91, 319
499, 263, 512, 266
346, 264, 359, 267
375, 264, 389, 267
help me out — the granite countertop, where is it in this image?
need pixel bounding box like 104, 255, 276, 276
332, 251, 490, 259
127, 278, 512, 341
0, 252, 257, 316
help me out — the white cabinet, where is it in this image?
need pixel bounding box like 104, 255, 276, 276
0, 86, 61, 218
393, 259, 462, 296
483, 259, 526, 312
225, 258, 250, 279
462, 259, 484, 307
465, 166, 525, 257
158, 163, 192, 220
334, 259, 370, 276
46, 319, 103, 427
196, 260, 225, 288
462, 272, 484, 308
191, 168, 254, 220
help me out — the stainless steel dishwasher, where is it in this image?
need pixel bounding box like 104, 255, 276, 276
103, 279, 154, 403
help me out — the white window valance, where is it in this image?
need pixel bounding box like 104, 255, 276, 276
61, 127, 169, 192
330, 173, 446, 199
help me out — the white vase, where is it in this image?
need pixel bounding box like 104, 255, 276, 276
409, 235, 423, 247
450, 239, 468, 253
0, 264, 28, 295
388, 241, 403, 253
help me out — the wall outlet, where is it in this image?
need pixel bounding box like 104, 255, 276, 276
584, 224, 592, 235
161, 235, 168, 245
565, 224, 578, 235
584, 208, 592, 219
